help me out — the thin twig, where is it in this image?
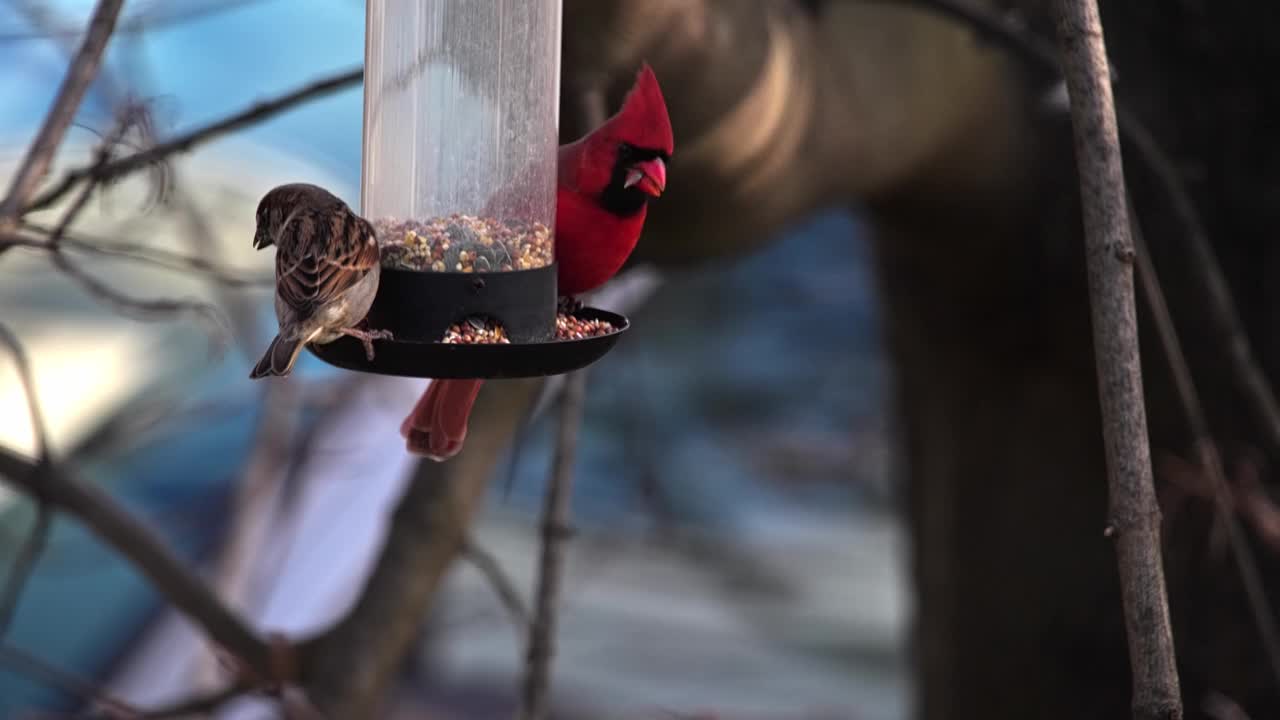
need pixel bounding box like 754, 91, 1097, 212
869, 0, 1280, 459
1050, 1, 1182, 718
131, 683, 249, 720
4, 107, 228, 334
45, 103, 154, 252
0, 448, 275, 682
519, 370, 588, 720
0, 0, 267, 43
1202, 692, 1254, 720
877, 0, 1280, 703
19, 228, 270, 287
0, 324, 51, 462
172, 183, 264, 352
0, 508, 51, 641
46, 165, 99, 250
0, 643, 140, 718
866, 0, 1059, 77
0, 324, 54, 641
175, 170, 290, 692
1130, 214, 1280, 688
1116, 110, 1280, 457
0, 0, 124, 230
46, 249, 228, 337
462, 538, 529, 633
193, 379, 299, 688
25, 67, 363, 214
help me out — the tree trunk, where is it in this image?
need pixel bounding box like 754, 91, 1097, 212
873, 2, 1280, 717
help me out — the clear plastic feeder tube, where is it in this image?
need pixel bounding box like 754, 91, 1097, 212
363, 0, 562, 274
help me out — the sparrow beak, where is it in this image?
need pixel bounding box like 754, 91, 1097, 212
623, 157, 666, 197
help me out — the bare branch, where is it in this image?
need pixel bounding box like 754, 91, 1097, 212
0, 449, 275, 682
131, 683, 248, 720
519, 370, 588, 720
462, 538, 529, 634
20, 227, 270, 287
3, 105, 230, 337
869, 0, 1280, 707
1, 0, 267, 43
0, 325, 55, 642
1130, 214, 1280, 688
0, 324, 51, 463
871, 0, 1280, 459
46, 249, 228, 337
1050, 1, 1182, 718
0, 507, 50, 641
43, 102, 153, 251
1116, 110, 1280, 457
45, 178, 98, 251
25, 68, 363, 215
0, 643, 139, 718
869, 0, 1060, 77
299, 378, 544, 717
193, 380, 299, 687
0, 0, 124, 231
1202, 691, 1254, 720
1, 232, 241, 340
171, 184, 264, 352
0, 644, 252, 719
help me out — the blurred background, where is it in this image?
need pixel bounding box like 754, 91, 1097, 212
0, 1, 903, 718
4, 1, 1280, 719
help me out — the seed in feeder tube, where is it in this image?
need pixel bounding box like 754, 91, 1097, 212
374, 215, 552, 273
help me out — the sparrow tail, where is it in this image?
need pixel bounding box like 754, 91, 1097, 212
249, 333, 307, 379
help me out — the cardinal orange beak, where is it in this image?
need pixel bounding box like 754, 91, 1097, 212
624, 157, 666, 197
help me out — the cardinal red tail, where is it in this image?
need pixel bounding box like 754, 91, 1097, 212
401, 379, 485, 460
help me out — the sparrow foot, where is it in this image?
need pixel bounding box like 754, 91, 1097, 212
342, 327, 394, 361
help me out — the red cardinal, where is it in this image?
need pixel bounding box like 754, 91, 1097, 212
400, 63, 674, 460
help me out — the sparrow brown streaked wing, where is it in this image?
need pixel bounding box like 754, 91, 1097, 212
249, 183, 390, 379
273, 206, 381, 320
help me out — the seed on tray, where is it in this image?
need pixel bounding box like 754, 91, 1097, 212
555, 313, 615, 341
442, 317, 510, 345
436, 313, 615, 344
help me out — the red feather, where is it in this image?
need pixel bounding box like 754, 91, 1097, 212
402, 63, 673, 460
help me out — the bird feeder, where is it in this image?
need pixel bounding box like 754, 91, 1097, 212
310, 0, 627, 379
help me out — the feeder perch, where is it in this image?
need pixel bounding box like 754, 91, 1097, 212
309, 0, 628, 379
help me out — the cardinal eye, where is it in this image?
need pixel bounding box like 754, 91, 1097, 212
617, 142, 636, 159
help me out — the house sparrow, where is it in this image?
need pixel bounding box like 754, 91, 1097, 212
249, 183, 391, 379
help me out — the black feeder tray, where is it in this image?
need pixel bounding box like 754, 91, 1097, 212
307, 262, 629, 379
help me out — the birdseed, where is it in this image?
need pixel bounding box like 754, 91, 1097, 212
442, 317, 511, 344
438, 314, 616, 344
555, 313, 615, 341
375, 215, 553, 273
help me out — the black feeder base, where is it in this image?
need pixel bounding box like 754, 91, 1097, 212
307, 263, 629, 379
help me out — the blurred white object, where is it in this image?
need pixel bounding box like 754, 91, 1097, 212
105, 371, 425, 716
0, 144, 348, 464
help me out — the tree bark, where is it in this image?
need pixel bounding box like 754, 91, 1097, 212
1050, 0, 1181, 716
